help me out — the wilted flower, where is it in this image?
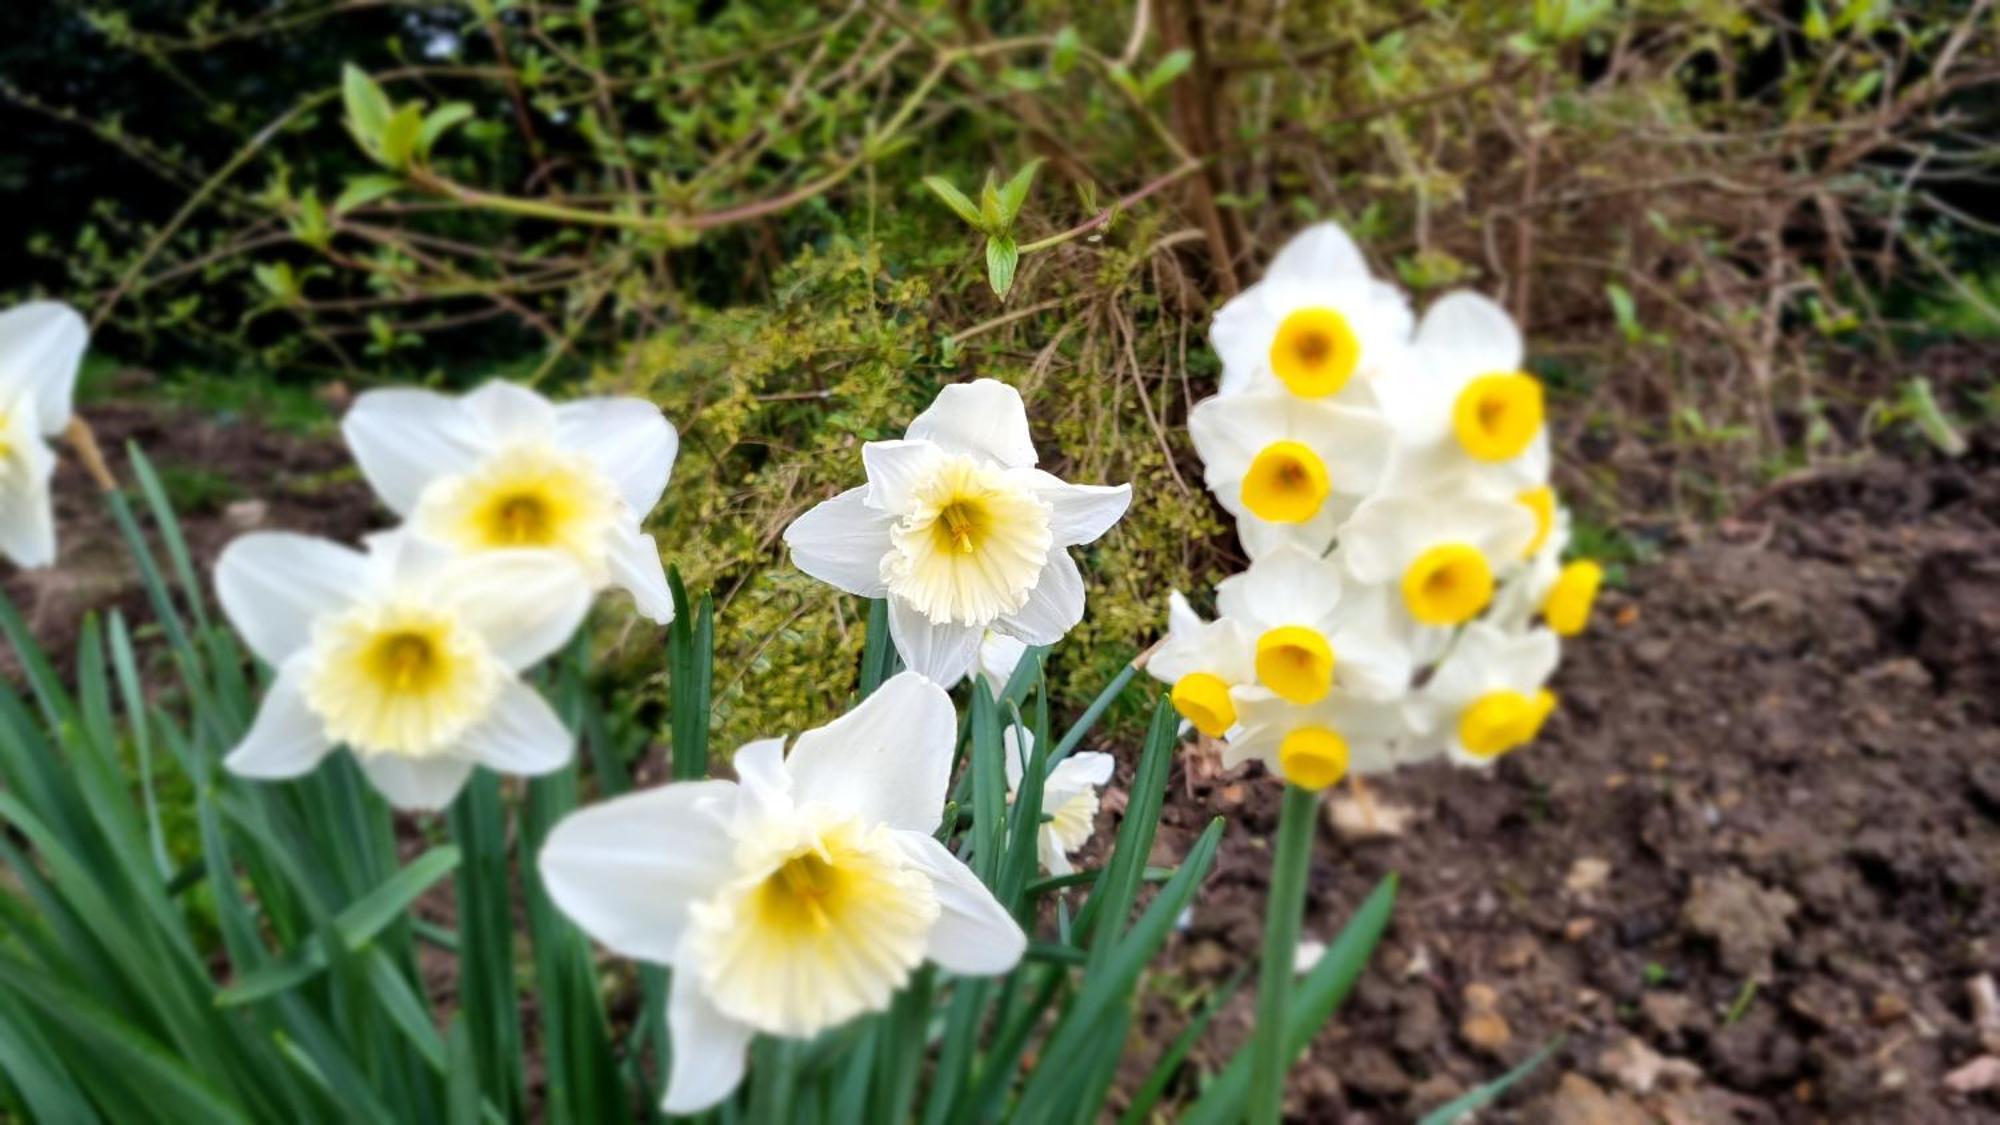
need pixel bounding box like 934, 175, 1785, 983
1146, 591, 1256, 738
1004, 728, 1112, 876
1187, 392, 1391, 557
0, 302, 86, 569
783, 380, 1131, 684
216, 530, 590, 810
1405, 623, 1560, 766
1209, 223, 1413, 403
538, 673, 1025, 1113
342, 380, 680, 623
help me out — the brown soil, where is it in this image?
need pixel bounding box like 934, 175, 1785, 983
1136, 434, 2000, 1121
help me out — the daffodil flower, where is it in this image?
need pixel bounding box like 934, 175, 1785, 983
1146, 590, 1256, 738
342, 380, 679, 623
216, 530, 591, 810
0, 302, 86, 569
537, 672, 1025, 1114
1187, 392, 1391, 557
1225, 683, 1407, 791
1004, 728, 1113, 876
1210, 222, 1414, 402
1377, 291, 1551, 492
1339, 490, 1536, 628
1489, 502, 1605, 638
1213, 543, 1414, 706
783, 380, 1131, 684
1405, 623, 1559, 766
970, 629, 1031, 699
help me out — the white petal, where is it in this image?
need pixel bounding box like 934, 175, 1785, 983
1049, 750, 1114, 791
537, 779, 738, 964
1215, 542, 1343, 628
214, 532, 368, 665
905, 380, 1037, 468
862, 439, 944, 512
1265, 222, 1369, 284
1002, 726, 1030, 792
995, 552, 1083, 647
1024, 474, 1132, 546
438, 549, 592, 670
355, 754, 476, 812
785, 671, 955, 834
1415, 291, 1522, 378
729, 737, 792, 823
555, 397, 678, 515
602, 521, 676, 625
784, 487, 894, 598
1166, 590, 1204, 639
0, 302, 86, 435
663, 969, 755, 1114
0, 435, 56, 568
464, 380, 558, 443
223, 661, 332, 779
887, 598, 982, 685
895, 832, 1026, 975
341, 389, 486, 515
1235, 505, 1345, 561
975, 631, 1030, 698
461, 679, 573, 775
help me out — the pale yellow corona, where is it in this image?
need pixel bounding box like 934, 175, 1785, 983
884, 455, 1052, 625
415, 442, 620, 576
302, 602, 502, 758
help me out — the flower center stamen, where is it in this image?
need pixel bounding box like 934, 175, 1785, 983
938, 500, 981, 555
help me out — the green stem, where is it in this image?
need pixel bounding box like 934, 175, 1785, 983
1247, 784, 1319, 1124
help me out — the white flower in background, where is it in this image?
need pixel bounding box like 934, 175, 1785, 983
537, 673, 1024, 1114
1187, 392, 1391, 557
1214, 544, 1414, 706
1146, 591, 1256, 738
1210, 222, 1414, 403
216, 530, 591, 810
1377, 291, 1551, 493
970, 629, 1031, 699
1406, 623, 1560, 767
1004, 728, 1113, 876
342, 380, 680, 624
1226, 683, 1408, 791
1339, 490, 1536, 629
0, 302, 87, 569
783, 380, 1132, 685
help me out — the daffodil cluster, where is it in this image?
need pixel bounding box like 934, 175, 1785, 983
1148, 223, 1604, 790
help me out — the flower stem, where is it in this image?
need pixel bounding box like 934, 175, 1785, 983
1248, 783, 1320, 1124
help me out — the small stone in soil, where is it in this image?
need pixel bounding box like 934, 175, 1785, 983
1682, 868, 1798, 977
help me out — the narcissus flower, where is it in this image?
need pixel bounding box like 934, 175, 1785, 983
783, 380, 1131, 684
1378, 292, 1550, 491
1226, 684, 1407, 791
1489, 503, 1605, 638
216, 531, 591, 810
1187, 393, 1391, 557
1210, 222, 1414, 402
1339, 491, 1536, 627
0, 302, 87, 569
1214, 543, 1414, 705
342, 380, 680, 623
537, 673, 1025, 1113
1004, 729, 1113, 876
1406, 623, 1559, 766
1146, 591, 1256, 738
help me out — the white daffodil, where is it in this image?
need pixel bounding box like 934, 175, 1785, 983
1004, 728, 1113, 876
1406, 623, 1560, 767
216, 530, 591, 810
537, 672, 1025, 1114
1213, 543, 1414, 706
970, 629, 1031, 700
1187, 392, 1391, 557
1377, 291, 1551, 494
1339, 490, 1536, 629
1226, 683, 1408, 791
0, 302, 87, 569
783, 380, 1132, 684
1145, 590, 1256, 739
1211, 222, 1414, 403
342, 380, 679, 623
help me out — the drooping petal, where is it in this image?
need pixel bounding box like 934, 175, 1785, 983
994, 551, 1084, 647
894, 832, 1028, 975
0, 301, 86, 435
214, 532, 369, 665
861, 439, 944, 512
886, 598, 982, 685
439, 548, 593, 670
554, 397, 678, 515
905, 380, 1037, 468
784, 486, 894, 598
784, 671, 955, 835
662, 968, 756, 1115
355, 753, 477, 812
537, 779, 739, 964
460, 679, 573, 775
602, 521, 676, 625
341, 389, 487, 515
223, 660, 333, 779
1023, 473, 1132, 546
0, 432, 56, 568
464, 380, 559, 444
